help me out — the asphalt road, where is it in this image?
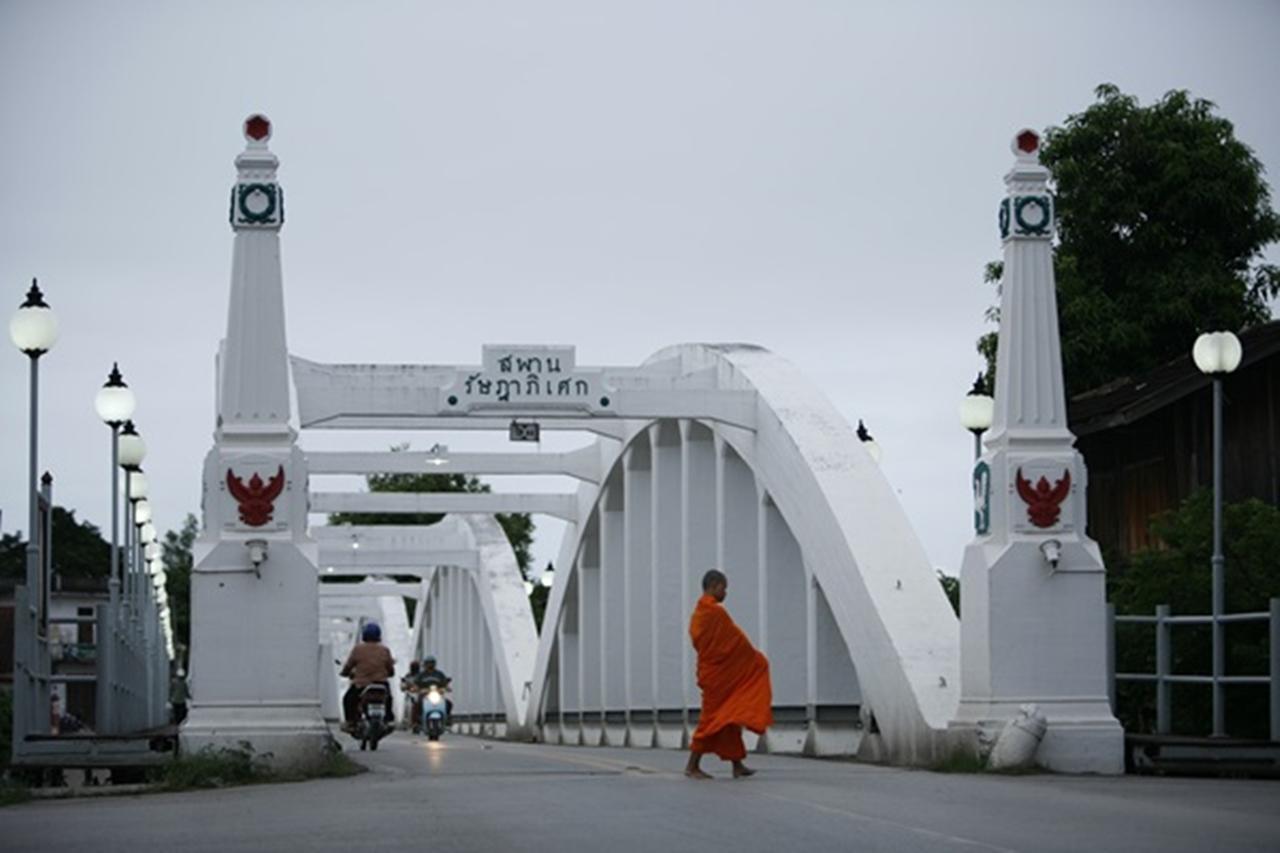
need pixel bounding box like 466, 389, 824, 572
2, 734, 1278, 852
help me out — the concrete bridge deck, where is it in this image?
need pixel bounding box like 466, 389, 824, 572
3, 736, 1278, 852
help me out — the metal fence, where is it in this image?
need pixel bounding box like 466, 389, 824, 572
9, 467, 173, 768
1107, 599, 1280, 741
11, 591, 170, 769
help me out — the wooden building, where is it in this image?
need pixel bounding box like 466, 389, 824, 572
1069, 321, 1280, 560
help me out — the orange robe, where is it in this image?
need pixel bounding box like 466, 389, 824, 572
689, 593, 773, 760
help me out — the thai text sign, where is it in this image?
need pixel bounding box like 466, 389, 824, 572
452, 345, 599, 406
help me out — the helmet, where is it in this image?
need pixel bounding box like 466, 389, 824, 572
423, 656, 437, 667
362, 622, 382, 642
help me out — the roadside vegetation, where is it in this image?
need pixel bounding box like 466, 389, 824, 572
152, 741, 363, 792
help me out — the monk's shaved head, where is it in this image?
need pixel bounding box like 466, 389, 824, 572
702, 569, 727, 591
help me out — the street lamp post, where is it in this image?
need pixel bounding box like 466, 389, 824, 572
958, 373, 994, 461
118, 421, 146, 611
1193, 330, 1243, 738
9, 280, 58, 603
95, 364, 136, 609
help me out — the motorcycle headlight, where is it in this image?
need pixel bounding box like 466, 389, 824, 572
427, 691, 443, 705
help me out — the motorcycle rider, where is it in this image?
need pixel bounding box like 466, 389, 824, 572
419, 656, 453, 725
400, 661, 423, 732
340, 622, 395, 732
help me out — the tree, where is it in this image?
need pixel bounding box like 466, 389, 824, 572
978, 85, 1280, 395
0, 507, 113, 582
1110, 492, 1280, 738
328, 444, 537, 577
528, 562, 554, 630
161, 514, 198, 656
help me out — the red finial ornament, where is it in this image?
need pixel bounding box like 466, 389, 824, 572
1015, 129, 1040, 154
244, 114, 272, 143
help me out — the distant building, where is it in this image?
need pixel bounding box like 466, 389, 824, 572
1069, 321, 1280, 559
0, 575, 108, 728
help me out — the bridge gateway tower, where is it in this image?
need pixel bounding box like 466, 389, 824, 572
951, 131, 1124, 773
181, 115, 330, 767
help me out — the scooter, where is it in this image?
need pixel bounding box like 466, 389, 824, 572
357, 683, 392, 751
421, 684, 448, 741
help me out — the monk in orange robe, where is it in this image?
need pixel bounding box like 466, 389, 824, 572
685, 569, 773, 779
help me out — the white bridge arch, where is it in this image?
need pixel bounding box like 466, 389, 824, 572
290, 342, 960, 762
312, 514, 538, 740
527, 344, 959, 761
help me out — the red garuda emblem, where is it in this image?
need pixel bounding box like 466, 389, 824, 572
1015, 467, 1071, 528
226, 465, 286, 527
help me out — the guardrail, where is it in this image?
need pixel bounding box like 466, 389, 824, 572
11, 583, 171, 766
1107, 598, 1280, 740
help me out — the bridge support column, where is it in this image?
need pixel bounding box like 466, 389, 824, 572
182, 117, 329, 771
950, 132, 1122, 774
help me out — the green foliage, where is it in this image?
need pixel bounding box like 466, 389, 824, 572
927, 747, 987, 774
154, 740, 361, 791
0, 781, 31, 807
0, 507, 114, 581
937, 571, 960, 617
1110, 492, 1280, 737
153, 742, 274, 790
328, 444, 536, 576
0, 690, 12, 768
162, 514, 198, 658
977, 84, 1280, 394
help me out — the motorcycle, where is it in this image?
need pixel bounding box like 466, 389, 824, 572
356, 683, 392, 751
421, 684, 449, 741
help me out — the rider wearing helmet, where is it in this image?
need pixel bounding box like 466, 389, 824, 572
340, 621, 395, 731
419, 655, 453, 725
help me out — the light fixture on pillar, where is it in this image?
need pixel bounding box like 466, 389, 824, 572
246, 538, 268, 572
958, 373, 994, 461
523, 580, 535, 596
144, 542, 161, 562
95, 363, 136, 425
856, 419, 882, 463
10, 279, 59, 355
11, 279, 58, 599
96, 363, 136, 608
117, 420, 147, 470
140, 523, 157, 545
539, 567, 555, 588
1192, 329, 1243, 738
133, 499, 152, 525
128, 470, 149, 501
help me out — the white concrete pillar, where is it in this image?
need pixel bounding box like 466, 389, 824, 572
600, 479, 626, 745
953, 132, 1122, 774
683, 423, 717, 740
624, 439, 654, 746
184, 117, 328, 771
717, 439, 761, 640
807, 576, 863, 756
653, 421, 685, 748
580, 511, 604, 745
761, 493, 808, 753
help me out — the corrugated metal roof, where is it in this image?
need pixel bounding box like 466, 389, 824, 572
1068, 320, 1280, 437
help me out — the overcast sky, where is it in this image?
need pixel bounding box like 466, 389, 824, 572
2, 1, 1278, 580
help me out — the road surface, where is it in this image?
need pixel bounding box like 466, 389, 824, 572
2, 734, 1277, 852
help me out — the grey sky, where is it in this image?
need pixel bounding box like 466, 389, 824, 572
3, 1, 1278, 578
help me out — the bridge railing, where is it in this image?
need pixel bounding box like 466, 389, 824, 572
11, 584, 170, 766
1107, 599, 1280, 740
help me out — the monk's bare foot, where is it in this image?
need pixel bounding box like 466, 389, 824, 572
685, 768, 713, 780
732, 762, 756, 778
